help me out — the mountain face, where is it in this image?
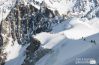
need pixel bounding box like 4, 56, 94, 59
0, 0, 99, 65
45, 0, 99, 18
0, 0, 61, 65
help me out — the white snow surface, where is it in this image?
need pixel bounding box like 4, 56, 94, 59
4, 37, 29, 65
44, 0, 76, 15
35, 18, 99, 65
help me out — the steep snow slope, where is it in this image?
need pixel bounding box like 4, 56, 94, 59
0, 0, 16, 23
60, 18, 99, 39
4, 37, 29, 65
44, 0, 76, 15
35, 18, 99, 65
43, 0, 99, 17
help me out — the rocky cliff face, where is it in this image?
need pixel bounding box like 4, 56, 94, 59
1, 1, 55, 45
0, 1, 61, 65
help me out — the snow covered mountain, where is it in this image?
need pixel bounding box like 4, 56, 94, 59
0, 0, 99, 65
35, 17, 99, 65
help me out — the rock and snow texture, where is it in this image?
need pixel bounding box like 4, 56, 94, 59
43, 0, 99, 17
44, 0, 76, 15
3, 38, 29, 65
0, 0, 99, 65
0, 0, 16, 23
4, 16, 99, 65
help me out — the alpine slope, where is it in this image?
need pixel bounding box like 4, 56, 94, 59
0, 0, 99, 65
